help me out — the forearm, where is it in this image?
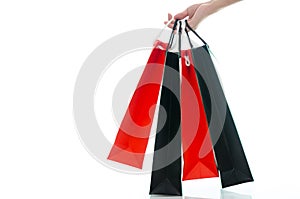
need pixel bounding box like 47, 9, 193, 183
205, 0, 241, 15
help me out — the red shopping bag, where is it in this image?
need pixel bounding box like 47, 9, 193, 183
181, 49, 219, 180
107, 41, 167, 169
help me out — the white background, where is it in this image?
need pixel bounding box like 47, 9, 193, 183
1, 0, 300, 198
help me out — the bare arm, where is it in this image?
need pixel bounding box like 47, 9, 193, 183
165, 0, 241, 29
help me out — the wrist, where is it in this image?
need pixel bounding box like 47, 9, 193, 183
202, 1, 219, 16
204, 0, 240, 15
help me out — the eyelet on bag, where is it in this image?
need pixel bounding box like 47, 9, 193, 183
184, 55, 190, 66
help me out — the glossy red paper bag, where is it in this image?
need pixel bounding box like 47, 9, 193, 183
108, 42, 167, 168
181, 49, 219, 180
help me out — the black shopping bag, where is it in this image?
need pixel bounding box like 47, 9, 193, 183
150, 20, 183, 196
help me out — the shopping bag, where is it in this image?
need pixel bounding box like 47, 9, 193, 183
107, 40, 167, 169
185, 20, 254, 188
181, 47, 219, 181
149, 20, 183, 196
108, 18, 253, 195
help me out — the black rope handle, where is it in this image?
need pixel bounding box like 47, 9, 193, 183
178, 21, 182, 57
173, 19, 179, 31
185, 20, 208, 47
185, 27, 194, 48
167, 19, 179, 51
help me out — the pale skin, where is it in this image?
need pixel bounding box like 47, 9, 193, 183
165, 0, 242, 30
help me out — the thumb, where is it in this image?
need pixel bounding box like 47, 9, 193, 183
174, 9, 188, 19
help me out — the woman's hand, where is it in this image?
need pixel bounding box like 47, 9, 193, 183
165, 3, 211, 30
165, 0, 241, 30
